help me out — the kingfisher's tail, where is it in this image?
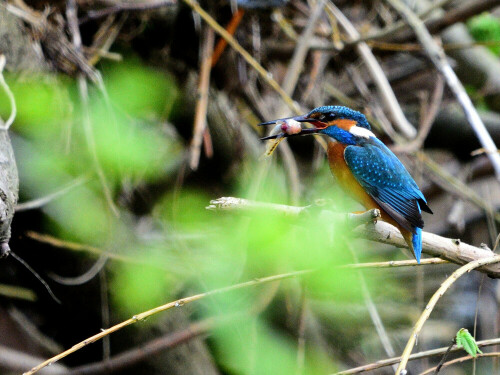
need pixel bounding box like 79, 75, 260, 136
412, 227, 422, 263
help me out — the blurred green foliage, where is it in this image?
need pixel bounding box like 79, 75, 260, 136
468, 13, 500, 55
7, 57, 392, 373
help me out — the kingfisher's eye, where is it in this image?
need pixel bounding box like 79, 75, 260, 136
322, 113, 336, 121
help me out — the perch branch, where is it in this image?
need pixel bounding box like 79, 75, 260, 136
385, 0, 500, 181
395, 256, 500, 374
208, 197, 500, 277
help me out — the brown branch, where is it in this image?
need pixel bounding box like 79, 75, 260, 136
421, 352, 500, 375
189, 26, 214, 170
80, 0, 177, 24
68, 318, 214, 375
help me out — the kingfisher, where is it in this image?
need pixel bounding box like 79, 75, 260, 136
259, 106, 433, 263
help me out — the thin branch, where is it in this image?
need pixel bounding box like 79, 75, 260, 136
335, 338, 500, 374
68, 318, 215, 375
433, 339, 455, 374
22, 269, 311, 375
385, 0, 500, 182
327, 2, 416, 139
80, 0, 177, 24
15, 176, 89, 212
421, 352, 500, 375
395, 256, 500, 374
189, 26, 214, 170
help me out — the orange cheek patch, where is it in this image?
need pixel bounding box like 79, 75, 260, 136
332, 119, 357, 131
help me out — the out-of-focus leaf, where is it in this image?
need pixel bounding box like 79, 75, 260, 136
111, 261, 173, 317
104, 61, 178, 118
468, 13, 500, 55
456, 328, 483, 358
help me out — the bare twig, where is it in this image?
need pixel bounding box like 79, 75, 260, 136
385, 0, 500, 182
23, 269, 311, 375
327, 2, 416, 138
68, 318, 214, 375
189, 26, 214, 170
15, 176, 89, 212
80, 0, 177, 24
421, 352, 500, 375
395, 256, 500, 374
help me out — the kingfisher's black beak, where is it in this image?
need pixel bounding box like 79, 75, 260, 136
258, 115, 322, 140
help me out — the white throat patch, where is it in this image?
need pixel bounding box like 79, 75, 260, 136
349, 125, 375, 139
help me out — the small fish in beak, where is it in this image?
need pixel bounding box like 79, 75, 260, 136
264, 118, 303, 156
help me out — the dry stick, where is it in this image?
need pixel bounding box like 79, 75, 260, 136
420, 352, 500, 375
395, 256, 500, 374
189, 26, 214, 170
23, 269, 311, 375
16, 176, 90, 212
336, 338, 500, 374
80, 0, 177, 24
327, 2, 416, 139
68, 318, 215, 375
385, 0, 500, 182
208, 196, 500, 277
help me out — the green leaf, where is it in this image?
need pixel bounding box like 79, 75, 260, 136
455, 328, 483, 358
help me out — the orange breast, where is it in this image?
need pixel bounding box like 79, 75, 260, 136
326, 141, 405, 231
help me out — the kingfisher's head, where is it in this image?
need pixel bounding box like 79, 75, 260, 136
260, 106, 374, 145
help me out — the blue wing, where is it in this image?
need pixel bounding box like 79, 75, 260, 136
344, 138, 431, 233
